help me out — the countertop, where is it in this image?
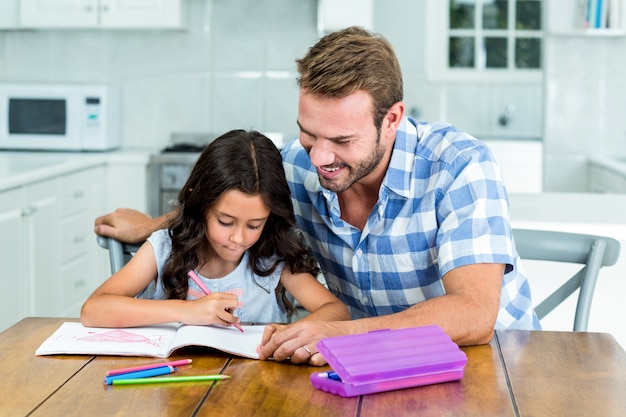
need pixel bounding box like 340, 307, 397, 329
0, 149, 153, 192
509, 191, 626, 247
509, 191, 626, 227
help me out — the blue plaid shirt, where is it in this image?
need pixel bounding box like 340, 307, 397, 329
282, 117, 540, 330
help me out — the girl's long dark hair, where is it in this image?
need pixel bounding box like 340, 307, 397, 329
161, 130, 319, 316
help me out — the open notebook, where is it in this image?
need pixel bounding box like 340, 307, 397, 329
35, 322, 265, 358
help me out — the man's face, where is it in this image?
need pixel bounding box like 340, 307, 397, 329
297, 90, 388, 193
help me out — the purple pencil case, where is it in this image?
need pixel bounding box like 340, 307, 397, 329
310, 325, 468, 397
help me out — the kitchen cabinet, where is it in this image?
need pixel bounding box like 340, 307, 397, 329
0, 187, 31, 332
0, 179, 60, 332
589, 162, 626, 193
484, 140, 543, 193
20, 0, 184, 29
45, 167, 107, 318
0, 166, 106, 332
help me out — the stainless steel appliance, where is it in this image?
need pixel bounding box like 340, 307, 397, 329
148, 134, 213, 217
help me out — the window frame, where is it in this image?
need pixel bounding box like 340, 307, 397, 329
425, 0, 543, 83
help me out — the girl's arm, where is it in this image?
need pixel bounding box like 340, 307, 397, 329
280, 269, 350, 322
80, 242, 239, 328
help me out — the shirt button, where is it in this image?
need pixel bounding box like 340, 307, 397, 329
361, 297, 369, 304
356, 249, 363, 256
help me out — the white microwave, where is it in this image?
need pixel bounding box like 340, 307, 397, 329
0, 83, 120, 151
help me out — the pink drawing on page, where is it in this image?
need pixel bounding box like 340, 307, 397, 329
78, 329, 166, 347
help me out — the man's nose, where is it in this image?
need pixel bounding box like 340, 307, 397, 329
308, 139, 334, 167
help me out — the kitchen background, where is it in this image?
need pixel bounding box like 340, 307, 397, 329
1, 0, 626, 344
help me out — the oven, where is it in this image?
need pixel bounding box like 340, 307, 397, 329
147, 134, 212, 217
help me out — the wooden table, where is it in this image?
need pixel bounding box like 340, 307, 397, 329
2, 318, 626, 417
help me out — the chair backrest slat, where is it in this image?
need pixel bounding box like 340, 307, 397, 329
96, 236, 143, 274
514, 228, 620, 331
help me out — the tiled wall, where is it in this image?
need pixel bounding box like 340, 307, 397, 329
543, 33, 626, 191
0, 0, 543, 157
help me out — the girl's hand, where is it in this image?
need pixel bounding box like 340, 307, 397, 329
180, 292, 240, 327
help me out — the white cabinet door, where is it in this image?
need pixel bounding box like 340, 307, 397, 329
21, 0, 99, 28
0, 181, 60, 329
23, 178, 62, 317
484, 140, 543, 193
20, 0, 182, 29
0, 188, 28, 332
101, 0, 182, 28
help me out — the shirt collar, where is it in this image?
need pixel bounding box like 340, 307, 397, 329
383, 117, 418, 199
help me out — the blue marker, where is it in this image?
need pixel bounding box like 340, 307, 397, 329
317, 371, 342, 381
105, 365, 176, 385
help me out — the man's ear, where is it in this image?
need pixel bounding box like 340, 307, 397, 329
382, 101, 405, 139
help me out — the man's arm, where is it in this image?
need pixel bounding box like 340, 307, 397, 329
257, 263, 504, 365
94, 208, 175, 243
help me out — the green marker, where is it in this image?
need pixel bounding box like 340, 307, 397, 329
112, 374, 230, 386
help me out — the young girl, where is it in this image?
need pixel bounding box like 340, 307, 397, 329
81, 130, 349, 339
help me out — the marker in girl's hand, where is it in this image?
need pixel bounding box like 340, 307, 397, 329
188, 270, 244, 333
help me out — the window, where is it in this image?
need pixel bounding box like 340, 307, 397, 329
426, 0, 543, 82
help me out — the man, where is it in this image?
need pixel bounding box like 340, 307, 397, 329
95, 27, 539, 366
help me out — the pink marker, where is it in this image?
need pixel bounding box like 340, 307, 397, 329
188, 270, 244, 333
106, 359, 192, 376
188, 269, 212, 294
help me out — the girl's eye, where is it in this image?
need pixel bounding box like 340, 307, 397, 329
248, 225, 262, 231
218, 220, 233, 227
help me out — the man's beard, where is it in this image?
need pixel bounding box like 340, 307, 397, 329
318, 136, 386, 193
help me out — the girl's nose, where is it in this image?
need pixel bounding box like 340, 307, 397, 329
229, 227, 243, 243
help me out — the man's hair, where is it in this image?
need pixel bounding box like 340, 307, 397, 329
296, 26, 403, 129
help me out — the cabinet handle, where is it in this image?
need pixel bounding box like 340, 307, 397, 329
74, 234, 86, 243
21, 205, 37, 216
74, 280, 86, 289
73, 190, 85, 199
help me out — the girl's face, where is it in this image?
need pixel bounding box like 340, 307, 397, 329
204, 190, 270, 265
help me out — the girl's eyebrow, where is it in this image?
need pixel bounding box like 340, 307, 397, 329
216, 211, 268, 222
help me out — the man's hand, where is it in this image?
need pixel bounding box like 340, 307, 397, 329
257, 320, 351, 366
94, 208, 167, 243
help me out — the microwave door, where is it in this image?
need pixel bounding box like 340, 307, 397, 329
3, 96, 81, 150
10, 98, 66, 134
